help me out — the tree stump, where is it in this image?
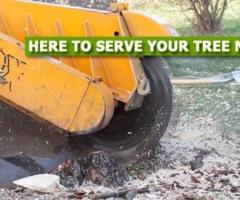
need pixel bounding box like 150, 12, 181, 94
54, 151, 129, 188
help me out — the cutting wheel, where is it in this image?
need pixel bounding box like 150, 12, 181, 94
0, 57, 172, 184
85, 57, 173, 163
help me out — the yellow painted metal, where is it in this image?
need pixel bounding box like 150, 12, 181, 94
0, 0, 175, 134
122, 11, 176, 37
0, 0, 138, 103
0, 32, 114, 133
70, 81, 114, 133
0, 0, 174, 103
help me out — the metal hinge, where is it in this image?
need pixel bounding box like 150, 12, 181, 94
110, 2, 129, 12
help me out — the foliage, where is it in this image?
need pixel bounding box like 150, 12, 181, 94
180, 0, 229, 34
130, 0, 231, 34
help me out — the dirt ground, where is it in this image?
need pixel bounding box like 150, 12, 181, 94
0, 86, 239, 199
0, 1, 239, 199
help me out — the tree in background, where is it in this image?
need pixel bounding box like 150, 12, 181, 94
129, 0, 230, 34
35, 0, 230, 34
175, 0, 229, 34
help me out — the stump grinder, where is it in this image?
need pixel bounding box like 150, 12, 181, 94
0, 0, 176, 180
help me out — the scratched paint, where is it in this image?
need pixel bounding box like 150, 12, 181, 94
0, 49, 26, 78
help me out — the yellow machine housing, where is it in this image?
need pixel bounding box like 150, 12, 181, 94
0, 0, 176, 134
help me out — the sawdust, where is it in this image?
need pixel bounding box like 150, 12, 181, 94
1, 87, 239, 199
65, 104, 239, 199
0, 1, 239, 199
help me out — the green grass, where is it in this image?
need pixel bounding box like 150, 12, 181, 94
131, 0, 240, 36
131, 0, 240, 134
167, 57, 240, 77
175, 84, 240, 134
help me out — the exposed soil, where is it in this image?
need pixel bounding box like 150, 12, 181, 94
53, 151, 129, 188
0, 1, 239, 199
0, 86, 239, 199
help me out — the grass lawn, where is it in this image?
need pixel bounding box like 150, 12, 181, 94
131, 0, 240, 134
